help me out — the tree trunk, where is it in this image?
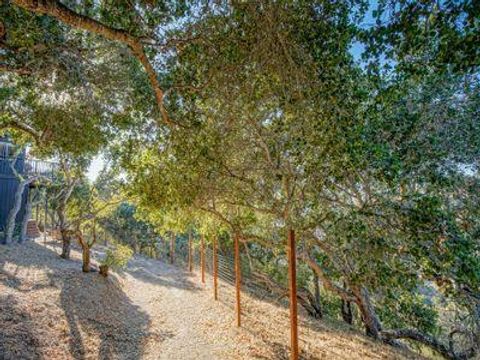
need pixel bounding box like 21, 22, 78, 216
352, 286, 382, 339
99, 265, 109, 277
82, 245, 91, 273
78, 227, 95, 273
474, 302, 480, 354
381, 329, 476, 360
60, 229, 71, 259
341, 282, 353, 325
20, 191, 34, 243
57, 181, 76, 259
314, 273, 321, 303
341, 298, 353, 325
305, 271, 323, 319
50, 210, 55, 229
301, 290, 323, 319
5, 179, 30, 244
58, 208, 68, 257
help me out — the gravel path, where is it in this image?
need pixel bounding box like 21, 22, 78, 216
122, 256, 249, 360
0, 239, 419, 360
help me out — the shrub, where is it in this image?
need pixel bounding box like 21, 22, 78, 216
100, 244, 133, 276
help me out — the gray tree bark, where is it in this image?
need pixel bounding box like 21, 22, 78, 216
58, 181, 76, 259
20, 191, 34, 242
351, 286, 382, 339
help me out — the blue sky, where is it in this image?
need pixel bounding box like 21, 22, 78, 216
87, 154, 104, 182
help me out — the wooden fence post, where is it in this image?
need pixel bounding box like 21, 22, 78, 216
170, 232, 175, 264
234, 233, 241, 327
201, 234, 205, 284
188, 232, 193, 272
213, 234, 218, 300
288, 229, 299, 360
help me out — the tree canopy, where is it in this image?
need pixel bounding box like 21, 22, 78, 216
1, 1, 479, 359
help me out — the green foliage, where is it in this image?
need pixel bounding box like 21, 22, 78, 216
113, 2, 479, 347
379, 291, 439, 335
3, 0, 479, 355
364, 0, 480, 74
100, 202, 158, 253
101, 243, 134, 269
1, 2, 156, 158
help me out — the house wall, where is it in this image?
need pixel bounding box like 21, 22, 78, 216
0, 139, 29, 239
0, 177, 29, 232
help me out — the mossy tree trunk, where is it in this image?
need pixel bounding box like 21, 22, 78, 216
341, 282, 353, 325
99, 265, 109, 277
77, 220, 96, 273
19, 190, 34, 243
57, 180, 76, 259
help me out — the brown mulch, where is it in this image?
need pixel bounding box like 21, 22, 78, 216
0, 239, 421, 359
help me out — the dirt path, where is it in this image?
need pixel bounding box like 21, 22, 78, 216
122, 256, 248, 360
0, 239, 419, 360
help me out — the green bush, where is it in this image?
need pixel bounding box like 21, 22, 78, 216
101, 244, 134, 270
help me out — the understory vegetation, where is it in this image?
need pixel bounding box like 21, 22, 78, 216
1, 1, 479, 359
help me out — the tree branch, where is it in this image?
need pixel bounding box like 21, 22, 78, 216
1, 120, 42, 143
12, 0, 173, 127
381, 329, 477, 360
302, 253, 356, 303
0, 63, 31, 75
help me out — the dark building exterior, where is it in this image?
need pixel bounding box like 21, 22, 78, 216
0, 136, 29, 237
0, 136, 57, 242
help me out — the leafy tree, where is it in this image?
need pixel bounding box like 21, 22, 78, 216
2, 1, 479, 359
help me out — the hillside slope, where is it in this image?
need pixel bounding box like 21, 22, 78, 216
0, 239, 421, 359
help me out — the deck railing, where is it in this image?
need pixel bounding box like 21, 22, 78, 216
0, 156, 57, 179
24, 158, 58, 178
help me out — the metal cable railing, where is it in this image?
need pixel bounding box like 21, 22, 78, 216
139, 233, 307, 359
156, 236, 289, 307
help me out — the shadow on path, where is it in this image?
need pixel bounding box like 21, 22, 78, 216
0, 294, 44, 360
0, 241, 173, 360
121, 255, 202, 293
